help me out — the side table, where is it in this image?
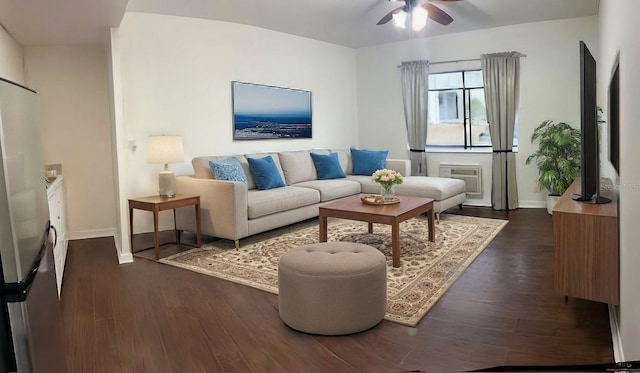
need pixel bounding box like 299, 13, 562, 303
129, 194, 202, 260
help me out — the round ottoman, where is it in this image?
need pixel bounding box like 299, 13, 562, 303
278, 242, 387, 335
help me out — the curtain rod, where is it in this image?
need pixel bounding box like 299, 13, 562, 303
397, 55, 527, 68
431, 58, 480, 65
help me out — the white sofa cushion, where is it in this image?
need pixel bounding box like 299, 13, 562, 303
278, 150, 317, 185
247, 186, 320, 219
331, 149, 353, 175
293, 179, 361, 202
346, 175, 380, 194
347, 175, 466, 201
394, 176, 466, 200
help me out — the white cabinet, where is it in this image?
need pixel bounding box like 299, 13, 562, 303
47, 176, 67, 297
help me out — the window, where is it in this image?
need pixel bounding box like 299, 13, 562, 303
427, 70, 490, 148
427, 70, 519, 149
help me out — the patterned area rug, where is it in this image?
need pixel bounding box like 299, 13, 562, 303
160, 214, 507, 327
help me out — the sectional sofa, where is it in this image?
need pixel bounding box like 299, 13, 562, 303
175, 149, 466, 248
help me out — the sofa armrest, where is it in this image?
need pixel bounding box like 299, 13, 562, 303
175, 176, 249, 241
385, 159, 411, 176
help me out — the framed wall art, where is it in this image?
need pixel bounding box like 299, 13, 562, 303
232, 81, 312, 140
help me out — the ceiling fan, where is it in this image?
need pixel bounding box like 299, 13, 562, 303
377, 0, 461, 31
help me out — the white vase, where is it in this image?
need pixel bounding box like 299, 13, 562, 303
546, 195, 560, 214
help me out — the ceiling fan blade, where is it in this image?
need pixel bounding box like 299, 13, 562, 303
377, 6, 405, 25
422, 3, 454, 26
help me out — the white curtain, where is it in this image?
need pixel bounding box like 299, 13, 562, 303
481, 52, 522, 210
401, 60, 429, 176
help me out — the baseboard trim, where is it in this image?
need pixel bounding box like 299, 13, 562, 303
118, 252, 134, 264
111, 232, 134, 264
462, 201, 491, 207
517, 200, 546, 208
461, 201, 546, 209
67, 229, 133, 263
609, 304, 625, 362
68, 228, 117, 240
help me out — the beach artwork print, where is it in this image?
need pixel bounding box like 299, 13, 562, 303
232, 81, 312, 140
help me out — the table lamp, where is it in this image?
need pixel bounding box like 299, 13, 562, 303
148, 135, 184, 197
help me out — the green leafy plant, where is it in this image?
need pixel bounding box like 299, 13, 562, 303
525, 120, 581, 196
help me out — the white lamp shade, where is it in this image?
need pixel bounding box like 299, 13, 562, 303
148, 135, 184, 164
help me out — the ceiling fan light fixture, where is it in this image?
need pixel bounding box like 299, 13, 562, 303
412, 7, 428, 31
392, 10, 407, 29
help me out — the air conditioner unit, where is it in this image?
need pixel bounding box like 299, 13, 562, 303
439, 163, 483, 197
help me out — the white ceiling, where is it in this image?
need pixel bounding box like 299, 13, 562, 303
0, 0, 598, 48
0, 0, 129, 46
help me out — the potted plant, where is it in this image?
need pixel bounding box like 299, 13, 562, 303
526, 120, 581, 214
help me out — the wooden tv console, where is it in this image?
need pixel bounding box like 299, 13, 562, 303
552, 179, 619, 305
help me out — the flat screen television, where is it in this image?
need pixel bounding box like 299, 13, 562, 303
609, 57, 620, 174
572, 41, 610, 204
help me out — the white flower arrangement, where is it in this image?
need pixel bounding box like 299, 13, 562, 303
371, 169, 404, 188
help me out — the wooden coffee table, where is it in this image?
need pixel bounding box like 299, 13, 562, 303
319, 194, 435, 268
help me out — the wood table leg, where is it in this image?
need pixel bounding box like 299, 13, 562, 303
195, 202, 202, 247
173, 208, 179, 243
391, 222, 401, 268
129, 205, 134, 253
428, 206, 435, 242
153, 208, 160, 260
319, 215, 328, 242
368, 222, 373, 234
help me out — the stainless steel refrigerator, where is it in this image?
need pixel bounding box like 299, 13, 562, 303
0, 78, 66, 372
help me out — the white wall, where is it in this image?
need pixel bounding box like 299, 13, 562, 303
599, 0, 640, 361
356, 17, 598, 207
108, 28, 133, 263
24, 46, 117, 239
0, 26, 24, 85
118, 12, 359, 233
597, 5, 620, 183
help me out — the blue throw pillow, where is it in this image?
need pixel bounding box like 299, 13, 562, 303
350, 147, 388, 176
310, 152, 345, 180
247, 156, 285, 190
209, 158, 248, 185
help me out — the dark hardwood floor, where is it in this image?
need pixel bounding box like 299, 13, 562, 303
60, 207, 614, 372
